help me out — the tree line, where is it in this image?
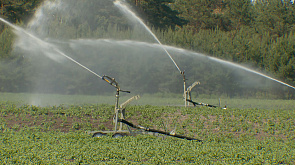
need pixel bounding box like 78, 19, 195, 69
0, 0, 294, 99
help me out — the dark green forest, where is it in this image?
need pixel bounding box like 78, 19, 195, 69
0, 0, 295, 99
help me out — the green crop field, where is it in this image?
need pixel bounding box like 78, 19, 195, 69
1, 92, 295, 110
0, 95, 295, 164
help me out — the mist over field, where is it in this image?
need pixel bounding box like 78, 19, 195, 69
0, 0, 295, 105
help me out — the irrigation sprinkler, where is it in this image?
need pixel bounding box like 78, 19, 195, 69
88, 75, 139, 137
114, 1, 203, 107
88, 75, 200, 141
114, 1, 231, 108
181, 74, 226, 109
185, 81, 201, 106
181, 71, 227, 109
0, 16, 198, 140
102, 75, 132, 134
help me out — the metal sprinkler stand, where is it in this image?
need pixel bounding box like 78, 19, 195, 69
88, 75, 134, 137
186, 81, 201, 103
181, 71, 200, 107
181, 71, 187, 107
181, 72, 226, 109
88, 75, 200, 141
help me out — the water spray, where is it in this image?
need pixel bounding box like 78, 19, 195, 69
114, 0, 197, 107
114, 0, 182, 73
0, 17, 103, 80
114, 1, 229, 107
114, 0, 295, 103
208, 56, 295, 90
0, 17, 199, 140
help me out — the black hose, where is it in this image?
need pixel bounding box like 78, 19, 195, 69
186, 99, 218, 108
118, 119, 202, 141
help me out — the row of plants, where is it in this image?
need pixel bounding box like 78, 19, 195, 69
1, 102, 295, 134
0, 102, 294, 164
1, 128, 294, 164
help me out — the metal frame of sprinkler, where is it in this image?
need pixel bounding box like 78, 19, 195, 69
180, 71, 223, 108
182, 71, 199, 107
88, 75, 200, 141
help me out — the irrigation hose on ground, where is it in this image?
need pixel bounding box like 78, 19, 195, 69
118, 119, 202, 141
186, 99, 218, 108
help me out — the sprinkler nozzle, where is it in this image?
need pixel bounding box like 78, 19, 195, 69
102, 75, 119, 89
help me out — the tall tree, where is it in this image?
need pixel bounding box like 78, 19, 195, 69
0, 0, 43, 23
129, 0, 188, 30
223, 0, 255, 30
252, 0, 295, 37
172, 0, 231, 31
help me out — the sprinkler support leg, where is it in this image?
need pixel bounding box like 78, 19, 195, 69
114, 89, 120, 132
182, 72, 187, 107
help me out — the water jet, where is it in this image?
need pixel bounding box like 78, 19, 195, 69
0, 16, 199, 140
113, 0, 295, 96
114, 0, 205, 107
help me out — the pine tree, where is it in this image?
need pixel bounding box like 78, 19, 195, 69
130, 0, 188, 30
0, 27, 13, 59
0, 0, 43, 23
